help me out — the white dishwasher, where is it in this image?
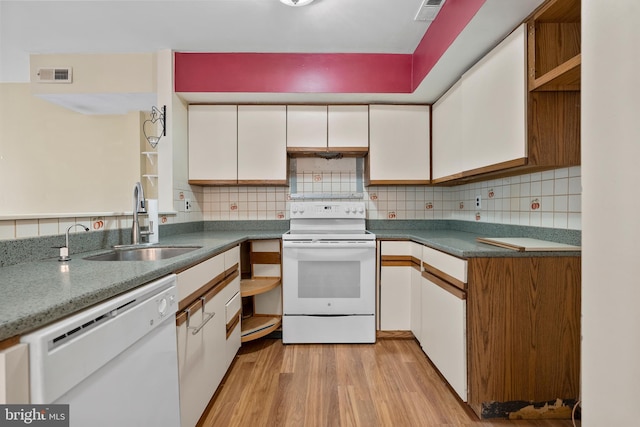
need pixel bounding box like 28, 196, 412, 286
21, 274, 181, 427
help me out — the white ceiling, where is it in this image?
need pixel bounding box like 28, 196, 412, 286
0, 0, 543, 106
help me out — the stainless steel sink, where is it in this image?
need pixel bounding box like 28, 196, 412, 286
84, 245, 202, 261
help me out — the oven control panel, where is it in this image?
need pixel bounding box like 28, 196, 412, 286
290, 202, 366, 219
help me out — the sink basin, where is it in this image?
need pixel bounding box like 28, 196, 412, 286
84, 246, 202, 261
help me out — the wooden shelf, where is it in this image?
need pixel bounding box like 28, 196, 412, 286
531, 53, 581, 91
528, 0, 581, 92
240, 278, 281, 297
241, 315, 281, 343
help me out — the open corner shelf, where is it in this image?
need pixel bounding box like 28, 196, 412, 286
240, 315, 281, 343
240, 276, 282, 343
240, 277, 281, 297
528, 0, 581, 92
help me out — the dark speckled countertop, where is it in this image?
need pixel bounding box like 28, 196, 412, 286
0, 231, 280, 342
370, 229, 581, 258
0, 221, 580, 342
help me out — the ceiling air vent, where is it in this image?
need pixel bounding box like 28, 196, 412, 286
414, 0, 445, 22
36, 67, 72, 83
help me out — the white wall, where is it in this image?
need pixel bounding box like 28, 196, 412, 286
582, 1, 640, 425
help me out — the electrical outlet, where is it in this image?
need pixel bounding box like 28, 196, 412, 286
475, 195, 481, 209
184, 199, 192, 212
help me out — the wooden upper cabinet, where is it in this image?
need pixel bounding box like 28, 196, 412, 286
367, 104, 430, 185
237, 105, 287, 185
286, 105, 328, 149
188, 105, 238, 185
528, 0, 581, 91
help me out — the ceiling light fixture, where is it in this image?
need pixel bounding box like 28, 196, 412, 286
279, 0, 314, 6
143, 105, 166, 149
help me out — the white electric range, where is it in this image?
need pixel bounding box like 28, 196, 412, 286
281, 201, 376, 344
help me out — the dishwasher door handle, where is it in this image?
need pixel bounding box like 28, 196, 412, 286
186, 297, 215, 335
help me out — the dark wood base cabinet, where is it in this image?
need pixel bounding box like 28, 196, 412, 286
467, 256, 581, 419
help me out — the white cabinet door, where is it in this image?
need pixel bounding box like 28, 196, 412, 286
177, 296, 225, 427
368, 105, 430, 184
460, 24, 526, 172
328, 105, 369, 148
379, 241, 413, 331
421, 275, 467, 401
188, 105, 238, 183
0, 343, 29, 404
410, 242, 423, 341
380, 265, 411, 330
287, 105, 328, 149
238, 105, 287, 184
432, 80, 464, 181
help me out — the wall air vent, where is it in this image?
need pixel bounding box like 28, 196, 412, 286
414, 0, 445, 22
36, 67, 73, 83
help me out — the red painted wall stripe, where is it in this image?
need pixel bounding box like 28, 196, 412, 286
411, 0, 486, 91
174, 0, 485, 94
175, 53, 412, 93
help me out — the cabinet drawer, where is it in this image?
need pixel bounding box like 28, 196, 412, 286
224, 246, 240, 271
381, 241, 412, 255
422, 246, 467, 288
177, 253, 225, 304
225, 291, 241, 324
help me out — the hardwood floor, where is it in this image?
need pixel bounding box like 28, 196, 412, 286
200, 338, 580, 427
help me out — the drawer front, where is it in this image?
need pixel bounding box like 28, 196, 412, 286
422, 246, 467, 286
381, 240, 413, 255
224, 245, 240, 270
177, 253, 225, 303
225, 291, 241, 324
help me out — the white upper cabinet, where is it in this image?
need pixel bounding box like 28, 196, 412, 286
368, 104, 430, 184
431, 24, 527, 183
327, 105, 369, 149
460, 24, 527, 173
188, 105, 238, 184
286, 105, 328, 149
432, 80, 463, 181
237, 105, 287, 184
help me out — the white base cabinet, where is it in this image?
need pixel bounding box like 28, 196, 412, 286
420, 245, 468, 402
379, 241, 421, 331
421, 273, 467, 401
176, 246, 241, 427
0, 342, 29, 404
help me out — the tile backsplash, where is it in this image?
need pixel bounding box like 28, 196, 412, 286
203, 162, 581, 229
0, 164, 581, 240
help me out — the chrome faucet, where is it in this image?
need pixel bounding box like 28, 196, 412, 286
58, 224, 90, 261
131, 182, 147, 245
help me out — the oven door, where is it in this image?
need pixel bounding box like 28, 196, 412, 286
282, 240, 376, 315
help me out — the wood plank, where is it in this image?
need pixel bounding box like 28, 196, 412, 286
467, 257, 581, 417
240, 315, 281, 342
240, 277, 281, 297
422, 261, 466, 291
532, 54, 581, 91
528, 91, 581, 166
250, 251, 281, 265
422, 271, 467, 300
199, 338, 580, 426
